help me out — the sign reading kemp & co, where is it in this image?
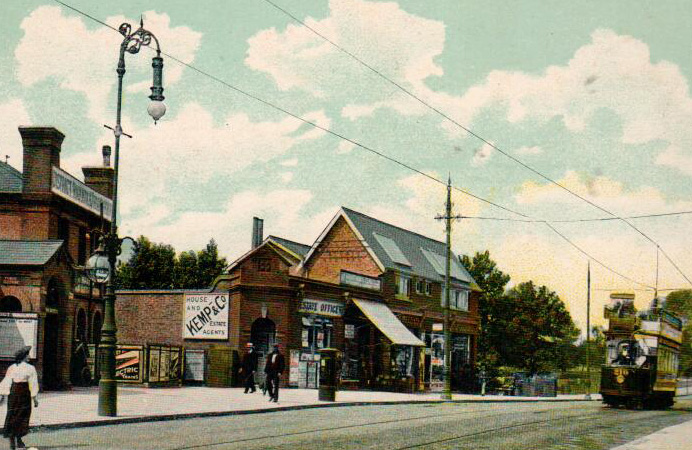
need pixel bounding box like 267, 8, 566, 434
298, 298, 344, 317
52, 166, 113, 218
184, 293, 229, 340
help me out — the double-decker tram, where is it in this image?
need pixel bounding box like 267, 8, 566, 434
600, 292, 683, 409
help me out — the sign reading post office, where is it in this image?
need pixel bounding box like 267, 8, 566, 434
184, 293, 229, 340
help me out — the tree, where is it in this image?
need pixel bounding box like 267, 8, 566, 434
502, 281, 580, 375
196, 239, 227, 288
460, 251, 511, 372
664, 290, 692, 376
116, 236, 176, 289
174, 250, 199, 289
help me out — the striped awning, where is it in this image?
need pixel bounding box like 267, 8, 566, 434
353, 299, 425, 347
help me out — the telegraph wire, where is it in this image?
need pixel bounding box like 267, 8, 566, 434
454, 209, 692, 223
51, 0, 660, 291
51, 0, 529, 220
262, 0, 692, 286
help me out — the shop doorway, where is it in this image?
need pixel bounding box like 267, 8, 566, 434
250, 318, 275, 388
71, 309, 90, 386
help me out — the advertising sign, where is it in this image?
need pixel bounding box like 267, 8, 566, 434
429, 334, 445, 392
289, 350, 300, 387
184, 349, 206, 381
51, 166, 113, 217
184, 293, 229, 340
0, 313, 38, 359
345, 324, 355, 339
298, 299, 344, 317
340, 271, 382, 291
115, 346, 145, 383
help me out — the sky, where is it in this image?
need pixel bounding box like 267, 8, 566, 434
2, 0, 692, 336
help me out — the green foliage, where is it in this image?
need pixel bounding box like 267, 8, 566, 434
663, 290, 692, 376
116, 236, 227, 290
502, 281, 580, 375
460, 251, 511, 372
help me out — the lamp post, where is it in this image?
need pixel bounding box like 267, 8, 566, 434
86, 18, 165, 417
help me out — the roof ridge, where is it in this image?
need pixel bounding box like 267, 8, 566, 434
267, 235, 310, 248
341, 206, 447, 249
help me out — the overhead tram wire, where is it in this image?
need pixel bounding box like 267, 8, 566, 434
261, 0, 692, 286
52, 0, 656, 291
452, 209, 692, 223
51, 0, 527, 220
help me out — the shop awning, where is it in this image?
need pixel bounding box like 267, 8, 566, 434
353, 299, 425, 347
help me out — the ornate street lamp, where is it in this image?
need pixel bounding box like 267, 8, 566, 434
91, 18, 165, 417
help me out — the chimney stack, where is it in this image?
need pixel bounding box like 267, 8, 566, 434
82, 145, 115, 199
19, 126, 65, 194
102, 145, 111, 167
252, 217, 264, 249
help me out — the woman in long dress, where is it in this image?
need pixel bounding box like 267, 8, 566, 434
0, 346, 39, 450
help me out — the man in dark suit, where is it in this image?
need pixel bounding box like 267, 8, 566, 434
264, 343, 285, 402
239, 343, 258, 393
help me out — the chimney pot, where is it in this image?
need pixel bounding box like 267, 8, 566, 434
252, 217, 264, 249
102, 145, 112, 167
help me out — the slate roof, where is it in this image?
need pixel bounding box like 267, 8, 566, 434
0, 162, 22, 193
341, 207, 475, 286
268, 235, 311, 258
0, 240, 64, 265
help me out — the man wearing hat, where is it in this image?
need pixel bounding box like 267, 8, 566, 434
0, 346, 39, 450
239, 343, 258, 394
264, 343, 285, 402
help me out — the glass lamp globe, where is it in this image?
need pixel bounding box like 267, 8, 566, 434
147, 100, 166, 124
86, 250, 111, 284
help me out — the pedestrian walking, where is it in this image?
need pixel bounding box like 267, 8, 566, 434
239, 343, 258, 394
264, 344, 285, 403
0, 346, 39, 450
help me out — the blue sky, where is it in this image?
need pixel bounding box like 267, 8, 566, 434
2, 0, 692, 334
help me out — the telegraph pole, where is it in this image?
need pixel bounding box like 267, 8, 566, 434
585, 261, 592, 400
436, 176, 463, 400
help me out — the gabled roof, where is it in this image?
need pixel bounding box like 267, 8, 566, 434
0, 240, 64, 265
304, 207, 476, 286
224, 235, 309, 273
0, 162, 22, 193
267, 235, 311, 259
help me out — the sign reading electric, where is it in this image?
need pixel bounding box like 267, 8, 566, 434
184, 293, 229, 340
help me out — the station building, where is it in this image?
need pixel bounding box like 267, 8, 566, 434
118, 210, 481, 392
0, 127, 114, 389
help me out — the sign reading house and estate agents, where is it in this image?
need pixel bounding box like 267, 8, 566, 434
184, 293, 229, 340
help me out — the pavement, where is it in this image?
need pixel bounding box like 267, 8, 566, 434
2, 386, 599, 430
611, 417, 692, 450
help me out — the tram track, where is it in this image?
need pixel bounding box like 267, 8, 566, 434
167, 403, 604, 450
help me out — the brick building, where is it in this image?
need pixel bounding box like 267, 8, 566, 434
0, 126, 113, 389
114, 210, 480, 392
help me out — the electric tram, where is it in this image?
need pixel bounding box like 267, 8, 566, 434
600, 292, 683, 409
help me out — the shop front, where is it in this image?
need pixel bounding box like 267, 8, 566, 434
289, 297, 344, 389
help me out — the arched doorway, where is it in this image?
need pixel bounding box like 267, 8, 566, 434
250, 318, 276, 388
43, 278, 62, 389
0, 296, 22, 313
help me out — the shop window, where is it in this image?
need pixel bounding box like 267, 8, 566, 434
301, 316, 333, 350
256, 258, 271, 272
391, 346, 414, 378
396, 275, 410, 298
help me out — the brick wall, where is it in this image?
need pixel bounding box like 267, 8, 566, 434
305, 216, 382, 284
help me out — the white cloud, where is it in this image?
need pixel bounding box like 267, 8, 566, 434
280, 158, 299, 167
280, 172, 294, 182
337, 141, 355, 154
15, 6, 201, 122
0, 99, 31, 171
61, 103, 331, 214
432, 29, 692, 175
656, 145, 692, 176
516, 170, 692, 216
245, 0, 444, 116
516, 146, 542, 156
